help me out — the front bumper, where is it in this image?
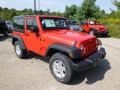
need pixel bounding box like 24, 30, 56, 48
95, 31, 109, 35
71, 47, 106, 72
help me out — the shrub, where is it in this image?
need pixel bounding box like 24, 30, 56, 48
100, 17, 120, 38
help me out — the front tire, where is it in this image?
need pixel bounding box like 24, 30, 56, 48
14, 41, 27, 59
49, 53, 73, 84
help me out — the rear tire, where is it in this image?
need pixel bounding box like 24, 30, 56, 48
49, 53, 73, 84
14, 41, 27, 59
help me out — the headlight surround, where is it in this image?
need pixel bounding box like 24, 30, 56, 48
72, 41, 77, 46
80, 44, 84, 51
96, 39, 102, 46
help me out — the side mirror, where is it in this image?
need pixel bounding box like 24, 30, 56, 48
30, 27, 38, 32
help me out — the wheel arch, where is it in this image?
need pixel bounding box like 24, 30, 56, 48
12, 35, 26, 49
45, 44, 81, 59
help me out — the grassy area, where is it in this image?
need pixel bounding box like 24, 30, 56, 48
108, 24, 120, 38
100, 18, 120, 38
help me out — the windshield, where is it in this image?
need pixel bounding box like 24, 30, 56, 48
67, 20, 77, 25
41, 18, 69, 30
70, 25, 83, 32
89, 21, 100, 25
6, 21, 12, 25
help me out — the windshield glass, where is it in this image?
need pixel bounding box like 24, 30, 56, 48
89, 21, 100, 25
67, 20, 77, 25
6, 21, 12, 25
70, 25, 83, 32
41, 18, 69, 30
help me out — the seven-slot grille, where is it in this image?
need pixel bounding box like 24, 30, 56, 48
81, 38, 97, 58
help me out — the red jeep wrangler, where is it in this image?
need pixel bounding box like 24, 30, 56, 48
80, 20, 109, 36
12, 15, 106, 83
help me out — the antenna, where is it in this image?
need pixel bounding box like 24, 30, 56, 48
34, 0, 37, 14
38, 0, 40, 11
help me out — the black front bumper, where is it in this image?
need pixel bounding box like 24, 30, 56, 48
71, 47, 106, 72
95, 31, 109, 35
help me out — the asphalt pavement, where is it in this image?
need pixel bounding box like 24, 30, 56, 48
0, 35, 120, 90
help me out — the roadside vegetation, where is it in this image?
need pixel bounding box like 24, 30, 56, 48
100, 12, 120, 38
0, 0, 120, 38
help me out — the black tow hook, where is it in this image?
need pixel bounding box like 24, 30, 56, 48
99, 47, 106, 58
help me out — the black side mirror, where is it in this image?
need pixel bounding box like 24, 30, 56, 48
30, 27, 38, 32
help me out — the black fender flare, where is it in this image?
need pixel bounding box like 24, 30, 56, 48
12, 35, 26, 49
45, 43, 81, 59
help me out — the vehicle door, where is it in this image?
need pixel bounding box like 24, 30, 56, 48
24, 17, 42, 55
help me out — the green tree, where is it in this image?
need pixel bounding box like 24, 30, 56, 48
64, 0, 104, 20
0, 7, 2, 11
113, 0, 120, 12
38, 10, 44, 15
80, 0, 102, 19
3, 7, 9, 11
64, 5, 77, 19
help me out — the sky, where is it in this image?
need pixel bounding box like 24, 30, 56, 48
0, 0, 117, 13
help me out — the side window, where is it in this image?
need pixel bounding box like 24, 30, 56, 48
13, 18, 24, 32
33, 20, 38, 28
26, 18, 38, 30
